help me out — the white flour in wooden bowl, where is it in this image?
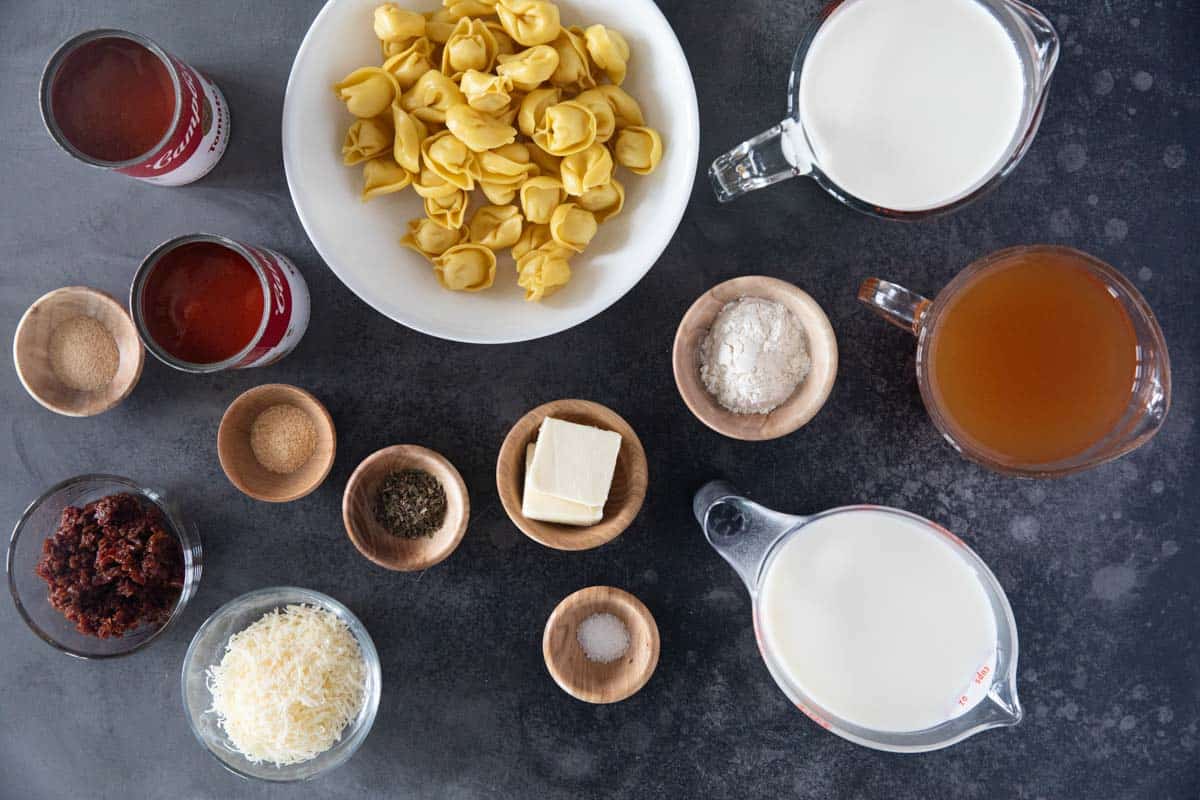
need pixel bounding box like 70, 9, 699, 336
699, 297, 811, 415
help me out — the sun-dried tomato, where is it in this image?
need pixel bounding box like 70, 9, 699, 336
34, 493, 184, 639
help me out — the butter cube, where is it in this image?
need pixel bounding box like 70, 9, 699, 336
527, 417, 622, 507
522, 444, 604, 526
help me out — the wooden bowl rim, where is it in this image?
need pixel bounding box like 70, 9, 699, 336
495, 399, 648, 552
216, 383, 337, 503
13, 286, 145, 417
341, 444, 470, 571
672, 275, 838, 441
542, 585, 661, 704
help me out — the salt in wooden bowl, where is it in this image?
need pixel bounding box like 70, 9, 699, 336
543, 586, 660, 704
342, 445, 469, 571
496, 399, 648, 552
673, 275, 838, 441
13, 286, 144, 417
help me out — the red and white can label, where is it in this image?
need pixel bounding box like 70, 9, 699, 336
119, 57, 230, 186
234, 246, 311, 369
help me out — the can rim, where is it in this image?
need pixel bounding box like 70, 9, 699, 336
39, 29, 184, 171
129, 233, 272, 374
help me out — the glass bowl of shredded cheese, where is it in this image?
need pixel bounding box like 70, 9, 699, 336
181, 586, 381, 781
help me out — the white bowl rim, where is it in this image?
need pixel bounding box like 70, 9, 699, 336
281, 0, 700, 344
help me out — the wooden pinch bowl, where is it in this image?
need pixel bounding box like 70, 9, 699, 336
496, 399, 648, 552
543, 586, 660, 704
217, 384, 337, 503
13, 286, 144, 417
342, 445, 469, 571
673, 275, 838, 441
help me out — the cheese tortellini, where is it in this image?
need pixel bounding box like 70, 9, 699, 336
496, 0, 561, 46
548, 203, 598, 253
584, 25, 629, 85
446, 104, 517, 152
469, 204, 525, 249
343, 117, 393, 165
496, 46, 560, 92
383, 38, 434, 89
516, 245, 572, 301
335, 67, 398, 118
401, 69, 466, 124
374, 4, 425, 43
559, 143, 613, 196
577, 177, 624, 223
549, 27, 594, 89
338, 2, 664, 301
519, 176, 565, 224
402, 217, 466, 258
442, 17, 498, 78
423, 130, 479, 189
434, 243, 497, 291
614, 126, 663, 175
533, 101, 597, 156
460, 69, 514, 113
362, 155, 412, 199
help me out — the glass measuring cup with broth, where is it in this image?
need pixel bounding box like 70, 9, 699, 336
693, 482, 1021, 752
710, 0, 1059, 217
859, 246, 1171, 477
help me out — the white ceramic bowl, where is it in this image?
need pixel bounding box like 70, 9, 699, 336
283, 0, 700, 343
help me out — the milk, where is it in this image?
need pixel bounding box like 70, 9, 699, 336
792, 0, 1026, 211
758, 510, 997, 733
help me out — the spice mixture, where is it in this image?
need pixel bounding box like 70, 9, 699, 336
35, 493, 184, 638
699, 297, 811, 415
375, 469, 447, 539
250, 404, 317, 474
49, 315, 119, 392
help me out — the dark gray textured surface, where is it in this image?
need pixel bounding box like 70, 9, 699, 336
2, 0, 1197, 797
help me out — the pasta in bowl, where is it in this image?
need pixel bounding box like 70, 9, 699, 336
283, 0, 698, 343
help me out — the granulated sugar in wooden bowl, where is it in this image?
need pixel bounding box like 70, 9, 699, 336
218, 384, 337, 503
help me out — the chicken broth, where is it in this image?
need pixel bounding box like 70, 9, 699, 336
928, 250, 1138, 465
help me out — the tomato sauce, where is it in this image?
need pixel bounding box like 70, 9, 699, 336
142, 242, 265, 364
50, 36, 175, 162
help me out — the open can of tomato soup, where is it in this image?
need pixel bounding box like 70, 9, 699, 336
39, 29, 229, 185
130, 234, 310, 373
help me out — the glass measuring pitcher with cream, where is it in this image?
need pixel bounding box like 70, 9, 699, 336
711, 0, 1059, 217
693, 482, 1021, 752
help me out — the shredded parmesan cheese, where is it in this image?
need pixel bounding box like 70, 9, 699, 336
206, 604, 366, 766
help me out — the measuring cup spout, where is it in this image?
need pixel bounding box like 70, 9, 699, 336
694, 481, 803, 591
1003, 0, 1060, 93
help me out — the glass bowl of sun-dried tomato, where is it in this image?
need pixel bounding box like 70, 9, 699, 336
6, 474, 201, 658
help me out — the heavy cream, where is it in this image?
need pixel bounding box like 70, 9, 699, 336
792, 0, 1026, 211
758, 509, 997, 733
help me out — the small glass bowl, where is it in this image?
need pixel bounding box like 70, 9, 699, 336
6, 474, 202, 659
181, 586, 382, 782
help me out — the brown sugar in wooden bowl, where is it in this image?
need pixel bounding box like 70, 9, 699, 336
13, 286, 144, 417
673, 275, 838, 441
342, 445, 469, 571
543, 586, 660, 704
496, 399, 648, 552
217, 384, 336, 503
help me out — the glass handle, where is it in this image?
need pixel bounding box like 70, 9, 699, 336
694, 481, 801, 591
857, 278, 932, 336
709, 118, 812, 203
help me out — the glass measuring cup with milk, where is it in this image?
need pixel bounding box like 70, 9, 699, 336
711, 0, 1059, 217
693, 482, 1021, 752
